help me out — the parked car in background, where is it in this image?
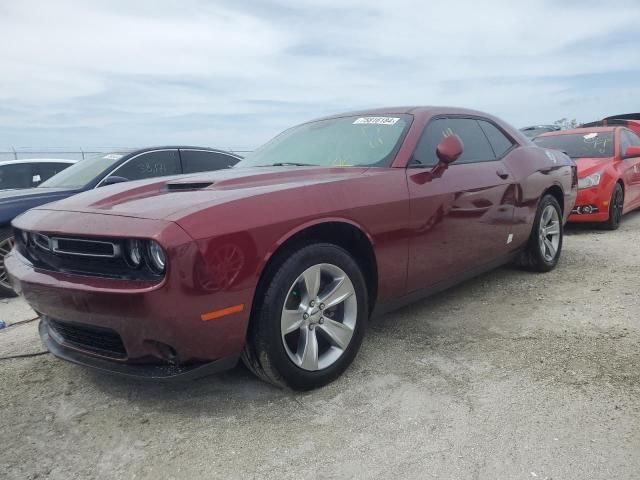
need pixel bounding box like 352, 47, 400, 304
534, 127, 640, 229
0, 159, 77, 190
0, 146, 241, 296
581, 113, 640, 137
7, 107, 577, 390
519, 125, 561, 138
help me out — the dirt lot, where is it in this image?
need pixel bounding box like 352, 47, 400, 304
1, 213, 639, 480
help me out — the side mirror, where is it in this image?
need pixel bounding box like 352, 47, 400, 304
100, 176, 129, 187
623, 146, 640, 159
436, 134, 464, 165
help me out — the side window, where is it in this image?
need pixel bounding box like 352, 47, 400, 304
478, 120, 514, 158
0, 164, 33, 189
412, 118, 496, 166
181, 150, 238, 174
34, 162, 73, 185
619, 131, 632, 157
629, 131, 640, 146
112, 150, 181, 181
622, 129, 640, 151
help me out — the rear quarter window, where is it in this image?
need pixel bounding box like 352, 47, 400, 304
478, 120, 514, 158
181, 150, 238, 173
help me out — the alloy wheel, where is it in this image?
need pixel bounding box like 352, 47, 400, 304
281, 263, 357, 371
612, 187, 623, 224
0, 236, 15, 289
538, 205, 560, 262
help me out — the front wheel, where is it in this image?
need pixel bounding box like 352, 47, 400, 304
242, 243, 368, 390
518, 194, 563, 272
603, 183, 624, 230
0, 227, 17, 297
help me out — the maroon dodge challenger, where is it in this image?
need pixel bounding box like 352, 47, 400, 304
6, 107, 577, 390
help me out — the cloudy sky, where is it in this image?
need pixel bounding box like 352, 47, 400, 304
1, 0, 639, 151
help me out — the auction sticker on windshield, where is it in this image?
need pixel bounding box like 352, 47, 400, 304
353, 117, 400, 125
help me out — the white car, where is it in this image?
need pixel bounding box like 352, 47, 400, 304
0, 158, 78, 190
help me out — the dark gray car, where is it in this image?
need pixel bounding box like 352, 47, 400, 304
0, 146, 241, 296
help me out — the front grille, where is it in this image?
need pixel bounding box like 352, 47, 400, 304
52, 237, 119, 257
48, 319, 126, 359
13, 229, 163, 281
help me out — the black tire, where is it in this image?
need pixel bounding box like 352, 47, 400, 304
603, 183, 624, 231
0, 227, 17, 297
241, 243, 368, 390
518, 194, 563, 272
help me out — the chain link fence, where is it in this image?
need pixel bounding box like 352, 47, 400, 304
0, 148, 252, 161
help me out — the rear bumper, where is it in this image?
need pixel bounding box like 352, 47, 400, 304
40, 318, 239, 381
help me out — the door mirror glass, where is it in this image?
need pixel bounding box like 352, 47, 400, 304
100, 175, 129, 187
436, 134, 464, 165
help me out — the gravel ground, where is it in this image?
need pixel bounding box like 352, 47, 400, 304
1, 212, 639, 480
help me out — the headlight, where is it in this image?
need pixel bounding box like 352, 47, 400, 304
578, 172, 601, 189
147, 240, 166, 273
125, 239, 144, 268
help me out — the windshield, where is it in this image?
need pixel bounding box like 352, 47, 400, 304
38, 152, 127, 189
235, 114, 412, 168
534, 132, 614, 158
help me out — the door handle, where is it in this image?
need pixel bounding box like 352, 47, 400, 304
496, 169, 509, 179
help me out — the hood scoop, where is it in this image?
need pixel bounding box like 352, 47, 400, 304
164, 181, 214, 192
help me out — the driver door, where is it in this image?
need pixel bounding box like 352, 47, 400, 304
406, 117, 516, 292
620, 129, 640, 208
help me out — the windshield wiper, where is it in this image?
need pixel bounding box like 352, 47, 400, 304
265, 162, 318, 167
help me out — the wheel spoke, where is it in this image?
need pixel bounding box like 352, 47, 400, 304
318, 318, 353, 350
541, 207, 551, 226
544, 238, 556, 258
281, 308, 303, 336
302, 265, 322, 300
0, 242, 13, 255
297, 327, 319, 370
319, 276, 354, 309
545, 222, 560, 236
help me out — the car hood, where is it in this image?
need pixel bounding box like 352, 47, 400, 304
574, 157, 613, 176
0, 186, 79, 225
0, 186, 75, 202
31, 166, 371, 222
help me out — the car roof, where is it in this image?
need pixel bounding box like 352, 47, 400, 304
0, 158, 78, 166
603, 113, 640, 121
123, 146, 242, 158
536, 126, 617, 137
313, 106, 498, 121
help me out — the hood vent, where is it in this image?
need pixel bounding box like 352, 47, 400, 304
164, 181, 213, 192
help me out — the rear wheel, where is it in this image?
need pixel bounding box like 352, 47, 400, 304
603, 183, 623, 230
242, 243, 368, 390
0, 227, 17, 297
518, 194, 563, 272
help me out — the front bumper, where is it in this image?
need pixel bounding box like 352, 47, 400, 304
7, 209, 255, 379
568, 187, 610, 223
40, 318, 239, 381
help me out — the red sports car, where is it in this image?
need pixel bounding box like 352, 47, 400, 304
534, 126, 640, 229
7, 107, 577, 390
